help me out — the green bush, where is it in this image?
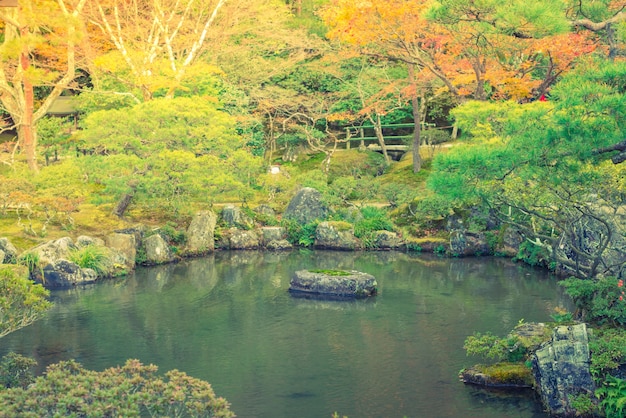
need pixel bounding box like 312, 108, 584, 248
0, 352, 36, 389
560, 277, 626, 326
0, 265, 51, 338
463, 332, 526, 363
353, 206, 394, 249
282, 219, 319, 247
159, 221, 187, 245
596, 375, 626, 418
589, 328, 626, 378
69, 245, 109, 277
0, 359, 235, 418
514, 240, 548, 267
16, 252, 41, 276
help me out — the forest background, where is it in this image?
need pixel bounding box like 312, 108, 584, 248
1, 0, 626, 416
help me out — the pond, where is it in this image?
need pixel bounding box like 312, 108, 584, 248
0, 250, 572, 418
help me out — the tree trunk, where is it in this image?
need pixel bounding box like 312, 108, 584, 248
113, 191, 135, 218
370, 114, 390, 164
408, 64, 422, 173
20, 45, 38, 172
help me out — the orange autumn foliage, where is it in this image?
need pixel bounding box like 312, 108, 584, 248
321, 0, 599, 101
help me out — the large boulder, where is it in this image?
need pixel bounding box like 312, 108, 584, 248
449, 230, 491, 256
254, 204, 276, 218
289, 269, 377, 298
221, 205, 254, 229
29, 237, 76, 266
532, 324, 595, 416
228, 229, 260, 250
373, 230, 403, 250
142, 234, 174, 265
496, 226, 524, 257
75, 235, 105, 248
105, 232, 137, 270
0, 238, 18, 263
184, 210, 217, 256
40, 259, 98, 288
314, 221, 359, 250
283, 187, 328, 224
260, 227, 292, 250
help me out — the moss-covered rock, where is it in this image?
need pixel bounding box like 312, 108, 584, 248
459, 363, 534, 388
289, 269, 377, 298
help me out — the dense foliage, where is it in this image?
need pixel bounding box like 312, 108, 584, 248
1, 1, 626, 416
427, 59, 626, 279
0, 358, 234, 418
0, 265, 51, 339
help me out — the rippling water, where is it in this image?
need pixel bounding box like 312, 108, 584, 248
0, 251, 572, 418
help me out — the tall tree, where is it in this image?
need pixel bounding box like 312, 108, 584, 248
428, 59, 626, 278
88, 0, 227, 101
0, 0, 86, 172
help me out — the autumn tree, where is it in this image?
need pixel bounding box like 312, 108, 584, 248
0, 0, 86, 172
566, 0, 626, 59
86, 0, 227, 101
321, 0, 603, 172
321, 1, 473, 173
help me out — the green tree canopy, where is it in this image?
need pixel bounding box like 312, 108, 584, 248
427, 58, 626, 278
0, 265, 51, 339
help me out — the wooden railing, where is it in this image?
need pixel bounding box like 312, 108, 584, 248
343, 122, 439, 149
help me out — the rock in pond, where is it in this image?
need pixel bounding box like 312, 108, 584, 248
289, 269, 377, 298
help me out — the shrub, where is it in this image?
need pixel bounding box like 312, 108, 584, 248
0, 265, 51, 338
589, 328, 626, 379
0, 352, 36, 389
16, 252, 41, 276
282, 219, 319, 247
463, 332, 526, 363
560, 277, 626, 326
69, 245, 109, 277
514, 240, 548, 267
596, 375, 626, 418
352, 206, 394, 249
0, 359, 235, 418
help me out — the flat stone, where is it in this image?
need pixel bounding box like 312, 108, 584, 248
289, 269, 377, 298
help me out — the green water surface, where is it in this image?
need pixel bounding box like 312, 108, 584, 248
0, 250, 572, 418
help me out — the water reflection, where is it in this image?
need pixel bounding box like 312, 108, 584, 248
0, 251, 571, 418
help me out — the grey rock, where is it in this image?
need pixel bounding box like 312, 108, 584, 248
449, 231, 491, 256
265, 239, 293, 250
41, 259, 98, 288
76, 235, 105, 248
260, 227, 286, 244
532, 324, 595, 416
315, 222, 358, 250
254, 204, 276, 218
284, 187, 328, 224
0, 238, 18, 263
229, 229, 260, 250
105, 233, 137, 270
373, 230, 403, 249
497, 227, 524, 257
222, 205, 254, 229
30, 237, 76, 266
289, 269, 377, 298
185, 211, 217, 255
142, 234, 174, 265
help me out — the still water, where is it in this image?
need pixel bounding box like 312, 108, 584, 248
1, 250, 572, 418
